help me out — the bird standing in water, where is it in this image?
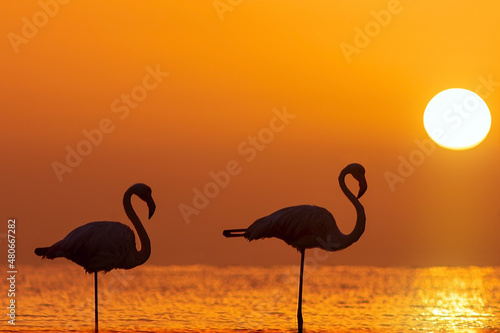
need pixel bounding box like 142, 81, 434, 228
35, 183, 156, 333
223, 163, 367, 333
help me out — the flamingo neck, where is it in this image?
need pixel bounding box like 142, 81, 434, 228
337, 169, 366, 246
123, 188, 151, 267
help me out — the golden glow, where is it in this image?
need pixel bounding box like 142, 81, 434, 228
3, 0, 500, 268
18, 265, 500, 331
415, 267, 495, 330
423, 89, 491, 150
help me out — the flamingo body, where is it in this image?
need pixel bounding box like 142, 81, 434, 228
244, 205, 345, 251
35, 221, 141, 273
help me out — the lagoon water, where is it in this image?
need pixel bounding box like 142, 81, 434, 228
3, 265, 500, 332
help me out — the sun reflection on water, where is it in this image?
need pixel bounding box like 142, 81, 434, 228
414, 267, 496, 331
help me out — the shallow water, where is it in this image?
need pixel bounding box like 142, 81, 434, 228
3, 265, 500, 332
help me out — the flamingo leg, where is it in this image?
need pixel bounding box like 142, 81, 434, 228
297, 249, 305, 333
95, 272, 98, 333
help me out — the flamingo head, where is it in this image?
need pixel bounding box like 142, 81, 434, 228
345, 163, 367, 199
130, 183, 156, 219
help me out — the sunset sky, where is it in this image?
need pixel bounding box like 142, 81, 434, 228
2, 0, 500, 268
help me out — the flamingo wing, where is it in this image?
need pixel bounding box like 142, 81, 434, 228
40, 221, 136, 273
244, 205, 340, 250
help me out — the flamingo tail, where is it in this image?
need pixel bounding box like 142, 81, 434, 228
34, 247, 50, 256
222, 229, 247, 237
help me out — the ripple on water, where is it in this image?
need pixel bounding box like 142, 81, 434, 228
6, 265, 500, 332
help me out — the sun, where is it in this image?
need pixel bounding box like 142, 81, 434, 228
423, 88, 491, 150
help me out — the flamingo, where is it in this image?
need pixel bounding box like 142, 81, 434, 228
34, 183, 156, 333
223, 163, 367, 333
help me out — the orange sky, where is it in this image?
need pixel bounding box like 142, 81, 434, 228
2, 0, 500, 267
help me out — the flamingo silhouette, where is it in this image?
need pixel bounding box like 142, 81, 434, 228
34, 183, 156, 333
223, 163, 367, 333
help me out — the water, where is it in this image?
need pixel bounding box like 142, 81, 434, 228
3, 265, 500, 332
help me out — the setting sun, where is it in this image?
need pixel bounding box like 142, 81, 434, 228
423, 88, 491, 150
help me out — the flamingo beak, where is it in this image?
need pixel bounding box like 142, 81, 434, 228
357, 178, 367, 199
147, 199, 156, 219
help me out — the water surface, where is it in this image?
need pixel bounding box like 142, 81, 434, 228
3, 265, 500, 332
